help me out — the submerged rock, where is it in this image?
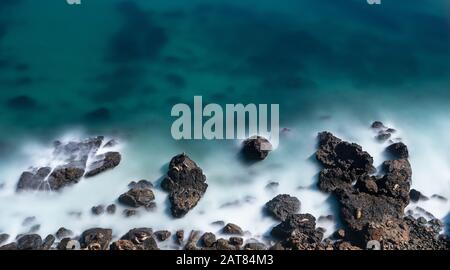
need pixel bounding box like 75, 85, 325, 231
91, 205, 105, 215
409, 189, 428, 203
161, 154, 208, 218
16, 136, 121, 191
264, 194, 301, 221
241, 136, 272, 161
200, 232, 216, 248
128, 179, 153, 189
55, 227, 73, 240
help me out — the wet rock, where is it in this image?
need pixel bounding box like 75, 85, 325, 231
222, 223, 244, 235
316, 132, 375, 181
386, 142, 409, 159
17, 234, 42, 250
154, 230, 171, 241
0, 234, 10, 245
161, 154, 208, 218
55, 227, 73, 240
214, 239, 238, 250
243, 242, 267, 250
91, 205, 105, 215
110, 240, 137, 250
123, 209, 138, 217
41, 234, 55, 250
271, 213, 316, 239
265, 194, 301, 221
185, 230, 201, 250
376, 132, 391, 142
144, 202, 157, 212
106, 204, 116, 214
241, 136, 272, 161
118, 188, 155, 208
229, 237, 244, 247
120, 228, 158, 250
17, 168, 52, 191
0, 242, 17, 250
409, 189, 428, 203
378, 159, 412, 205
80, 228, 112, 250
22, 216, 36, 226
175, 230, 184, 245
355, 176, 378, 194
128, 179, 153, 189
371, 121, 385, 129
29, 224, 40, 233
211, 220, 225, 227
200, 232, 216, 248
85, 152, 121, 177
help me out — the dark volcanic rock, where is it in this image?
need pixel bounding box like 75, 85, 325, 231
161, 154, 208, 218
386, 142, 409, 159
154, 230, 171, 241
409, 189, 428, 203
128, 179, 153, 189
110, 240, 138, 250
85, 152, 121, 177
175, 230, 184, 245
118, 188, 155, 208
265, 194, 301, 221
17, 234, 42, 250
378, 159, 412, 205
55, 227, 73, 240
200, 232, 216, 248
41, 234, 55, 250
316, 132, 375, 191
229, 237, 244, 247
80, 228, 112, 250
120, 228, 158, 250
222, 223, 244, 235
123, 209, 138, 217
371, 121, 385, 129
16, 136, 121, 191
242, 136, 272, 161
243, 242, 267, 250
214, 238, 238, 250
0, 242, 17, 250
271, 213, 316, 239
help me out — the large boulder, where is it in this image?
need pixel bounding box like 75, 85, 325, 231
17, 234, 42, 250
264, 194, 301, 221
161, 154, 208, 218
386, 142, 409, 159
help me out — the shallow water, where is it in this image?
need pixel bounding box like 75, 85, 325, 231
0, 0, 449, 247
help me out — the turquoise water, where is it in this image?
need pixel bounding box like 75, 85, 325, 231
0, 0, 449, 246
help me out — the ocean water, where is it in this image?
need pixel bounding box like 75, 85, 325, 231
0, 0, 449, 247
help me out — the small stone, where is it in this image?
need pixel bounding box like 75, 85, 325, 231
175, 230, 184, 245
91, 205, 105, 215
371, 121, 385, 129
376, 132, 391, 142
409, 189, 429, 202
200, 232, 216, 248
128, 179, 153, 189
431, 194, 448, 202
154, 230, 171, 242
0, 234, 10, 245
55, 227, 73, 240
222, 223, 244, 235
118, 188, 155, 208
41, 234, 55, 250
211, 221, 225, 227
123, 209, 138, 217
229, 237, 244, 246
106, 204, 116, 214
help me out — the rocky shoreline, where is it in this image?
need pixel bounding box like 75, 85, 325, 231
0, 122, 449, 250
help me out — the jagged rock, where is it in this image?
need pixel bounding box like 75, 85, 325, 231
316, 132, 375, 180
16, 137, 121, 191
229, 237, 244, 246
265, 194, 301, 221
161, 154, 208, 218
128, 179, 153, 189
110, 240, 138, 250
318, 168, 353, 192
409, 189, 428, 202
106, 204, 116, 214
41, 234, 55, 250
185, 230, 201, 250
200, 232, 216, 248
85, 152, 121, 177
91, 205, 105, 215
80, 228, 112, 250
222, 223, 244, 235
118, 188, 155, 208
17, 234, 42, 250
121, 228, 158, 250
386, 142, 409, 159
154, 230, 171, 242
355, 176, 378, 194
242, 136, 272, 161
55, 227, 73, 240
271, 213, 316, 239
378, 159, 412, 205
